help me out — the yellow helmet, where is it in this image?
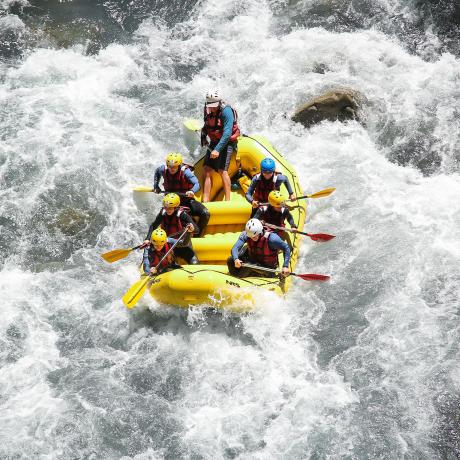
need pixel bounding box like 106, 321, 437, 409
150, 228, 167, 246
268, 190, 287, 207
166, 152, 183, 167
163, 193, 180, 208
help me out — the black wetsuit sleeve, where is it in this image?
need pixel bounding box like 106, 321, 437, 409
253, 208, 263, 220
145, 213, 163, 240
181, 212, 198, 233
285, 209, 296, 227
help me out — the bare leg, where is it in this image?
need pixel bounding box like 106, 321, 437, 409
219, 170, 231, 201
203, 166, 212, 203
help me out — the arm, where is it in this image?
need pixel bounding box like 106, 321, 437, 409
153, 165, 165, 192
231, 233, 248, 260
268, 233, 291, 268
285, 209, 296, 228
278, 175, 294, 196
145, 213, 163, 241
245, 177, 257, 203
143, 248, 150, 274
213, 106, 234, 153
181, 212, 198, 234
253, 208, 264, 220
184, 169, 200, 194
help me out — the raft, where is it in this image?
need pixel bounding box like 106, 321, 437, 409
145, 135, 306, 311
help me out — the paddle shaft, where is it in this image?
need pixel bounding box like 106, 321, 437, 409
241, 262, 329, 281
265, 224, 335, 242
241, 262, 286, 275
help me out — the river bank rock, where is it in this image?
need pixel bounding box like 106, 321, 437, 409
292, 89, 363, 128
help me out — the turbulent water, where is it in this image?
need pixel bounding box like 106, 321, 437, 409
1, 0, 460, 458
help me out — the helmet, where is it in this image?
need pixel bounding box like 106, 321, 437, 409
245, 218, 264, 238
166, 152, 183, 167
150, 228, 167, 246
163, 193, 180, 208
260, 158, 276, 173
205, 88, 221, 107
268, 190, 286, 207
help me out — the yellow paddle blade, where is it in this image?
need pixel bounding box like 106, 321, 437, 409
308, 187, 336, 199
183, 118, 203, 132
133, 186, 154, 192
122, 276, 150, 309
101, 248, 133, 263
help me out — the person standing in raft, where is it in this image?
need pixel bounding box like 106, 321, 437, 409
144, 193, 199, 264
201, 89, 240, 202
153, 152, 210, 236
143, 228, 181, 275
254, 190, 297, 233
245, 157, 296, 217
227, 218, 291, 278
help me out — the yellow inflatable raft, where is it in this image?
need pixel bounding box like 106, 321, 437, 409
145, 135, 306, 311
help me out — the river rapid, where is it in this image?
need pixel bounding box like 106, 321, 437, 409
1, 0, 459, 458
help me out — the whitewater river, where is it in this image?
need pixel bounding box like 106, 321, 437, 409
1, 0, 459, 458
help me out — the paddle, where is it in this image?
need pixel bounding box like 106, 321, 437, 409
264, 223, 335, 242
122, 228, 189, 309
241, 262, 330, 281
101, 244, 144, 263
132, 187, 188, 196
183, 118, 203, 132
102, 229, 188, 264
290, 187, 336, 201
258, 187, 336, 206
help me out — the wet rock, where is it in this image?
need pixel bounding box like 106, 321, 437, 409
53, 208, 91, 236
292, 88, 363, 128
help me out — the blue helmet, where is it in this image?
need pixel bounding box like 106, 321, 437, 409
260, 157, 276, 173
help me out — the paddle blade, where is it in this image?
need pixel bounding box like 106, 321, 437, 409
294, 273, 330, 281
101, 248, 132, 263
307, 233, 336, 242
133, 186, 154, 192
183, 118, 203, 131
122, 276, 150, 309
308, 187, 336, 199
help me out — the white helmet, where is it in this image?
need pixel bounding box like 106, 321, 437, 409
205, 88, 221, 107
245, 218, 264, 238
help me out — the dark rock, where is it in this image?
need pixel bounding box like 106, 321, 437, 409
292, 88, 363, 128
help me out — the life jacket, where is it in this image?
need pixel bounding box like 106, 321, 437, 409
252, 172, 280, 202
163, 165, 194, 194
247, 231, 279, 268
148, 242, 173, 271
258, 205, 287, 229
160, 207, 189, 236
203, 103, 240, 144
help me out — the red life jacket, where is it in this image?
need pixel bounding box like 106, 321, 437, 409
148, 242, 173, 271
203, 103, 240, 144
160, 207, 189, 236
163, 165, 193, 194
247, 231, 279, 268
259, 205, 287, 230
253, 173, 279, 202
